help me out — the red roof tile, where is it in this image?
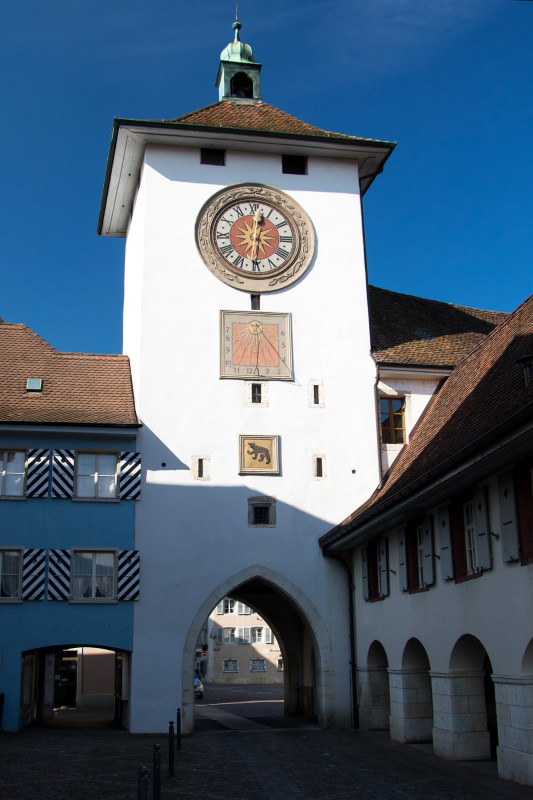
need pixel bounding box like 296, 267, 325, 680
322, 293, 533, 546
168, 100, 386, 143
0, 323, 138, 426
368, 286, 508, 368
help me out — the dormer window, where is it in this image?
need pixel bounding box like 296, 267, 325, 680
230, 72, 253, 98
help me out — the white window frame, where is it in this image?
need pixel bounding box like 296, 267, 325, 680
0, 548, 22, 601
251, 626, 263, 644
192, 455, 210, 481
75, 451, 119, 500
70, 549, 117, 603
223, 627, 236, 644
0, 450, 26, 498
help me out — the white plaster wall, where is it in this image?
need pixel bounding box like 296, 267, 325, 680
124, 145, 379, 731
353, 474, 533, 677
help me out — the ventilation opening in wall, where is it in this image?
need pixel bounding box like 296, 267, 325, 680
282, 154, 307, 175
201, 148, 225, 166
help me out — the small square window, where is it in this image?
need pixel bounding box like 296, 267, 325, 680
250, 658, 266, 672
282, 154, 307, 175
251, 384, 262, 404
26, 378, 43, 392
248, 495, 276, 527
223, 658, 239, 673
245, 382, 268, 408
201, 148, 225, 166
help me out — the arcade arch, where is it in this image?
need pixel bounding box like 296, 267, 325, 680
181, 565, 337, 733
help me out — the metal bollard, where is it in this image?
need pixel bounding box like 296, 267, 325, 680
176, 707, 182, 751
153, 744, 161, 800
168, 720, 175, 777
138, 766, 148, 800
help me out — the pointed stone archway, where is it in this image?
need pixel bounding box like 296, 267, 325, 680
181, 564, 337, 733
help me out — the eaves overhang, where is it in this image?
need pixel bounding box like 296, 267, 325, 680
320, 404, 533, 554
0, 422, 141, 437
98, 118, 396, 237
377, 365, 453, 382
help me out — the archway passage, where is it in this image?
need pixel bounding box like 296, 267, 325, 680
21, 645, 130, 730
183, 569, 337, 734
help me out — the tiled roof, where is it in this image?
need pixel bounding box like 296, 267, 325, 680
0, 323, 139, 426
168, 100, 386, 143
322, 292, 533, 547
368, 286, 508, 368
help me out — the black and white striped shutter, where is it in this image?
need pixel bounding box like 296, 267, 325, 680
26, 449, 50, 498
498, 470, 520, 562
438, 505, 454, 580
47, 549, 71, 600
51, 450, 75, 498
473, 485, 492, 570
22, 549, 46, 600
119, 452, 141, 499
421, 516, 435, 587
398, 527, 408, 592
117, 550, 140, 600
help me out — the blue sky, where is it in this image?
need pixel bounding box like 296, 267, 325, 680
2, 0, 532, 353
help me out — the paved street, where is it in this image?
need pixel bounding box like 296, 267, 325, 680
0, 684, 531, 799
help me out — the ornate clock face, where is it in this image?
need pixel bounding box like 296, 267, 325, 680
196, 184, 315, 293
220, 311, 293, 380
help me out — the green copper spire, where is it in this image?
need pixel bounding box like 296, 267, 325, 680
216, 19, 262, 102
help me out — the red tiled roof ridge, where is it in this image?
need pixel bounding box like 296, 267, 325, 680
0, 321, 126, 359
369, 285, 507, 318
166, 100, 377, 142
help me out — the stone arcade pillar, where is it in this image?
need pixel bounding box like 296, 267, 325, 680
388, 667, 433, 743
493, 676, 533, 786
431, 671, 491, 760
358, 666, 390, 730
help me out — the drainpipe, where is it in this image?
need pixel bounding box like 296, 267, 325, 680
323, 550, 358, 728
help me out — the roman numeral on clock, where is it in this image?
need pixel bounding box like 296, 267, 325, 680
219, 244, 234, 257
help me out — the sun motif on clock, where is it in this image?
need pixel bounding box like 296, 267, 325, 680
220, 311, 293, 380
196, 184, 315, 293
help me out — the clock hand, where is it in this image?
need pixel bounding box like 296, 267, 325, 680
251, 209, 263, 260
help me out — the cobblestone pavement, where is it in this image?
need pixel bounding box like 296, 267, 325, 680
0, 686, 531, 800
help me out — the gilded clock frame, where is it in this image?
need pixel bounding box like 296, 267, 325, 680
196, 183, 315, 293
220, 310, 293, 380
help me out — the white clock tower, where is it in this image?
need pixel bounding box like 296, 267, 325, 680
99, 20, 395, 733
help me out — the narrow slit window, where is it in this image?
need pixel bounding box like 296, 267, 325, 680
313, 384, 320, 405
251, 294, 260, 310
197, 458, 204, 479
251, 384, 262, 404
315, 457, 323, 478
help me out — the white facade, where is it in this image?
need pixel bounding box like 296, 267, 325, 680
121, 144, 383, 732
